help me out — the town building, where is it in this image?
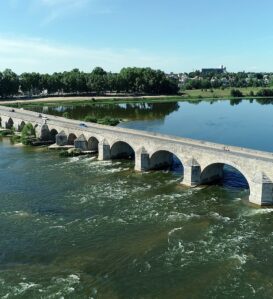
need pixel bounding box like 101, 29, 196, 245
201, 65, 227, 75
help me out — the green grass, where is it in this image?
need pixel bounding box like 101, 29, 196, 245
6, 96, 184, 109
182, 87, 266, 99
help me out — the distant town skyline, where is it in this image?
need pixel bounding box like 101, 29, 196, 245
1, 0, 273, 74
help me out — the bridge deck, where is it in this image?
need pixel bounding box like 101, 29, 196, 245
1, 105, 273, 163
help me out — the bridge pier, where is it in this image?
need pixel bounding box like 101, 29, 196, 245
74, 134, 88, 151
182, 158, 201, 187
40, 124, 51, 141
135, 147, 150, 171
249, 173, 273, 206
55, 131, 68, 146
98, 139, 111, 160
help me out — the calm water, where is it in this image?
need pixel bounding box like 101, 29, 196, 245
28, 98, 273, 152
2, 98, 273, 298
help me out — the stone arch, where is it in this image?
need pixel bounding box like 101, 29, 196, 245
88, 136, 99, 152
18, 121, 26, 132
111, 141, 135, 160
200, 162, 250, 190
5, 117, 14, 129
50, 129, 58, 142
67, 133, 77, 145
149, 150, 183, 173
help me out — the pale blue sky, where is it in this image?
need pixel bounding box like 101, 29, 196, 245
0, 0, 272, 73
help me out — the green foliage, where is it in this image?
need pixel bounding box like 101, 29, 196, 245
62, 112, 70, 118
0, 66, 179, 98
256, 89, 273, 97
84, 115, 119, 126
10, 135, 21, 143
21, 123, 36, 145
97, 117, 120, 126
84, 115, 97, 123
0, 69, 19, 97
0, 129, 13, 136
118, 67, 178, 94
230, 89, 243, 97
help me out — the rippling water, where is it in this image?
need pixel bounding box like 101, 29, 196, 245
1, 137, 273, 298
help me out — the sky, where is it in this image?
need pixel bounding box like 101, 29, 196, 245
0, 0, 273, 74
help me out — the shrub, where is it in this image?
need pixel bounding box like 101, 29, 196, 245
256, 89, 273, 97
62, 112, 70, 118
11, 135, 21, 143
0, 129, 13, 136
84, 115, 98, 123
21, 123, 36, 145
97, 117, 120, 126
230, 89, 243, 97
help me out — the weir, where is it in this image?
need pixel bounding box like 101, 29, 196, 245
1, 106, 273, 206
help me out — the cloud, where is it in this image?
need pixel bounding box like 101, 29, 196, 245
0, 36, 181, 74
37, 0, 91, 24
7, 0, 109, 25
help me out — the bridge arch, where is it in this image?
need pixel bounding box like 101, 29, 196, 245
6, 117, 14, 129
50, 129, 58, 142
149, 150, 183, 174
18, 121, 26, 132
200, 161, 250, 190
88, 136, 99, 152
68, 133, 77, 145
111, 140, 135, 160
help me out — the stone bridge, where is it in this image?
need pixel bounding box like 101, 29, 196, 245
1, 105, 273, 206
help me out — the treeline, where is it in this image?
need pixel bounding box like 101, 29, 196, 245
230, 88, 273, 98
183, 71, 271, 90
0, 67, 179, 98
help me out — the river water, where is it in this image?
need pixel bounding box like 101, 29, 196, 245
1, 99, 273, 298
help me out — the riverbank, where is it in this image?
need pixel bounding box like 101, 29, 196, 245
183, 87, 266, 99
0, 95, 183, 106
1, 87, 273, 108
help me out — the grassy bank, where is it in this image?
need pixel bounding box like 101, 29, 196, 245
2, 87, 273, 109
182, 87, 265, 99
5, 96, 185, 109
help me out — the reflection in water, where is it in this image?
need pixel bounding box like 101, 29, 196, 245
35, 102, 180, 121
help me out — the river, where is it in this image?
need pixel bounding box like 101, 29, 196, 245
1, 99, 273, 298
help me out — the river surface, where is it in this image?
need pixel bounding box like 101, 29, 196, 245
1, 99, 273, 298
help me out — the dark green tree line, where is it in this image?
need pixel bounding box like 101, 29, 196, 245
0, 67, 179, 98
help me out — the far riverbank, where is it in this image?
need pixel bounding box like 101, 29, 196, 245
1, 87, 273, 106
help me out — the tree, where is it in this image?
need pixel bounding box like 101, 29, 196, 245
21, 123, 36, 145
20, 72, 42, 95
87, 67, 107, 94
1, 69, 19, 97
230, 89, 243, 97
